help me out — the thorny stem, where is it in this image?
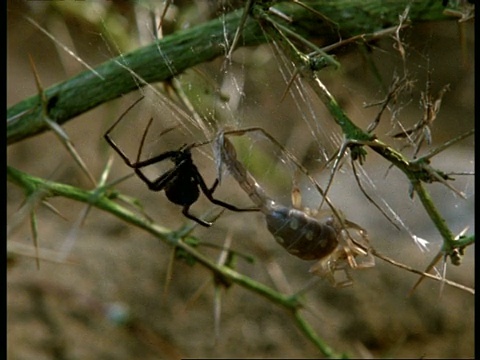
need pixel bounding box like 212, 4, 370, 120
453, 235, 475, 249
6, 1, 473, 356
293, 310, 346, 358
257, 7, 473, 263
29, 209, 40, 270
7, 165, 340, 357
410, 179, 468, 257
370, 249, 474, 295
7, 1, 456, 145
7, 8, 262, 145
28, 54, 97, 187
417, 129, 475, 161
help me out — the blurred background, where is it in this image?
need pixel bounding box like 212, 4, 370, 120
7, 1, 474, 358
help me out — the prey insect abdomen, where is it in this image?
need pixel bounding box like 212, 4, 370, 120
265, 204, 339, 260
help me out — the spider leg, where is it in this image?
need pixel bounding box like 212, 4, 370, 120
104, 96, 145, 166
208, 178, 221, 194
220, 127, 345, 221
138, 167, 178, 192
182, 205, 212, 227
106, 119, 182, 191
195, 169, 260, 212
104, 144, 180, 192
105, 103, 182, 190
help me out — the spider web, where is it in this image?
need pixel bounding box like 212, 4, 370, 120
7, 0, 474, 278
6, 2, 475, 358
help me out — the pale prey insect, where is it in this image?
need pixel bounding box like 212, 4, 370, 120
214, 127, 374, 286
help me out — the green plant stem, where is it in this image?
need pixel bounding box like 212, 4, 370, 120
7, 8, 262, 145
410, 179, 468, 254
293, 310, 346, 358
6, 166, 289, 304
7, 1, 453, 145
259, 8, 473, 256
309, 78, 470, 254
454, 235, 475, 249
7, 164, 339, 356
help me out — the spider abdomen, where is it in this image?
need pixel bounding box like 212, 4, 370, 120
164, 175, 200, 206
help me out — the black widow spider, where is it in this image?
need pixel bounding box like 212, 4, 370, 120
104, 97, 260, 227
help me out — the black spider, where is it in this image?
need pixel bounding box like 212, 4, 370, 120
104, 98, 259, 227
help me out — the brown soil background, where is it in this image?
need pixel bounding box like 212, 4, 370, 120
7, 2, 474, 359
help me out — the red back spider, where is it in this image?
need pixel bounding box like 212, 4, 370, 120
104, 97, 260, 227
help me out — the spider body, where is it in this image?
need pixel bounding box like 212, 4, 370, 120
145, 145, 201, 206
104, 99, 259, 227
164, 163, 201, 206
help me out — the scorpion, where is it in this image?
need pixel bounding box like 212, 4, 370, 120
214, 128, 374, 286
